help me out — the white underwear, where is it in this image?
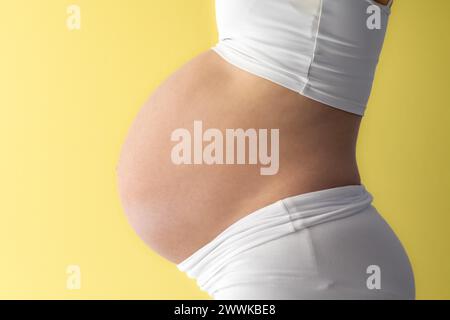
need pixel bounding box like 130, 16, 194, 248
176, 185, 415, 299
213, 0, 393, 115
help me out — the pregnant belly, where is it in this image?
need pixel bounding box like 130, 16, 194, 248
117, 50, 361, 263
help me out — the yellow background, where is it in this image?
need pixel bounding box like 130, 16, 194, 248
0, 0, 449, 299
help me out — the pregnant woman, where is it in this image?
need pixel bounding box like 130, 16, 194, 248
117, 0, 415, 299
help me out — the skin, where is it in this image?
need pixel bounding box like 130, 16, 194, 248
117, 50, 362, 263
375, 0, 391, 5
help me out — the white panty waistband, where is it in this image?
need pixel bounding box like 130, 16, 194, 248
176, 185, 373, 293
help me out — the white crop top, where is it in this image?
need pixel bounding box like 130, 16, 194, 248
213, 0, 393, 115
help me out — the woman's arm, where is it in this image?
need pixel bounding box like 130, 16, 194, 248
374, 0, 391, 5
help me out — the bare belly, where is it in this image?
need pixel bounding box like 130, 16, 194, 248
117, 50, 361, 264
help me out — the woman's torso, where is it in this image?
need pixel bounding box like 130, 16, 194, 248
117, 50, 362, 263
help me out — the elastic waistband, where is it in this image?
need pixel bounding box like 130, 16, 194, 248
281, 184, 373, 231
176, 184, 373, 293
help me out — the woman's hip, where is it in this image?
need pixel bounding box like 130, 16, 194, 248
177, 185, 415, 299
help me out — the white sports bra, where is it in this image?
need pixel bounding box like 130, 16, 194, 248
213, 0, 393, 115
